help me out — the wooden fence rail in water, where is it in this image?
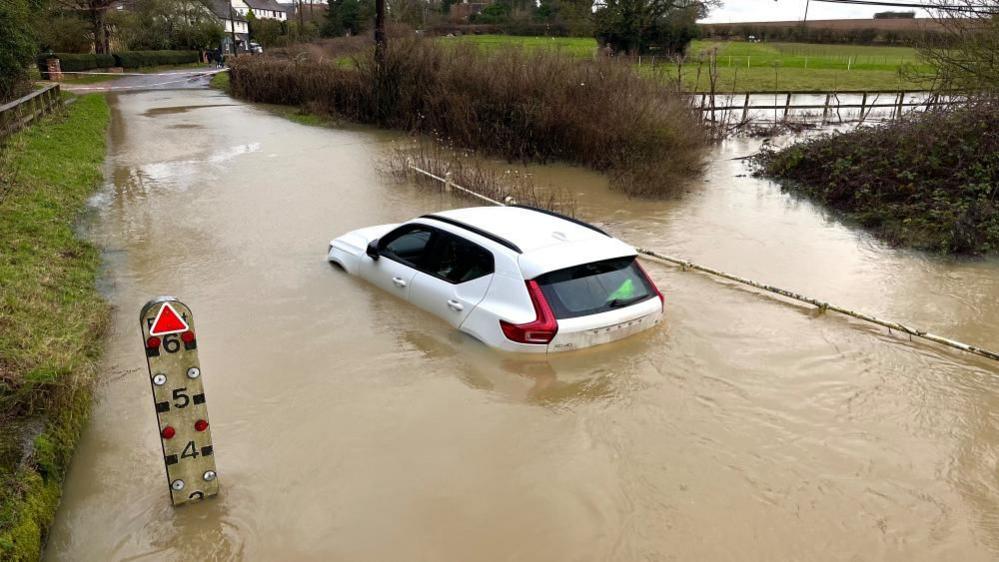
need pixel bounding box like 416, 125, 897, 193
0, 84, 63, 141
405, 163, 999, 365
693, 90, 961, 124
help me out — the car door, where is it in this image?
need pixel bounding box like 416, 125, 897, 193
408, 231, 495, 328
359, 224, 435, 301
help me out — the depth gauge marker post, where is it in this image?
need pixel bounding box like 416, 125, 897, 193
140, 297, 219, 506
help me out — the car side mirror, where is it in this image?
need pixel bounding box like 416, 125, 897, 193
366, 239, 380, 261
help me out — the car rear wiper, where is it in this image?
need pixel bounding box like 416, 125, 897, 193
607, 295, 647, 308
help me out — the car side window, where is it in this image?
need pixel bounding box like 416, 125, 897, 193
425, 232, 495, 284
380, 226, 434, 268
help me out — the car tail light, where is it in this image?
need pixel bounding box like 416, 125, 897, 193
500, 280, 558, 344
636, 260, 665, 311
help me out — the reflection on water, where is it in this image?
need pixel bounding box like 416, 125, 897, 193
45, 89, 999, 561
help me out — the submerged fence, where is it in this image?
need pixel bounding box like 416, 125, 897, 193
0, 84, 62, 141
404, 163, 999, 364
692, 90, 961, 125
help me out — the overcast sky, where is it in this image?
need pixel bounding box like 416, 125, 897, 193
701, 1, 932, 23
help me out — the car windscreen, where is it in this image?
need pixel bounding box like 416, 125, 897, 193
535, 256, 655, 319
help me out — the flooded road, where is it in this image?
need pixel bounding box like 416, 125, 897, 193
46, 88, 999, 561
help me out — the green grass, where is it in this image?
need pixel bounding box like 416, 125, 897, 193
448, 34, 599, 58
209, 69, 230, 92
0, 94, 111, 561
446, 35, 934, 91
58, 73, 118, 85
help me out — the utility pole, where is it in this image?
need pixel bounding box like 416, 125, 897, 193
374, 0, 386, 66
803, 0, 811, 26
228, 2, 238, 54
298, 0, 304, 37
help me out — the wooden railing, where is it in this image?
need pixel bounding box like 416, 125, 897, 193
0, 84, 63, 141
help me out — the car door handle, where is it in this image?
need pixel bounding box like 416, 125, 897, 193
446, 299, 463, 312
392, 277, 407, 288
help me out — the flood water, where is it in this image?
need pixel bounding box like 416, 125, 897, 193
45, 88, 999, 561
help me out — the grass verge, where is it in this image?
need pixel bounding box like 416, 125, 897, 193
753, 98, 999, 255
209, 69, 230, 92
0, 94, 111, 561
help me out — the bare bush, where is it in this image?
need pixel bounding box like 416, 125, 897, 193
920, 1, 999, 91
384, 140, 577, 216
228, 38, 708, 197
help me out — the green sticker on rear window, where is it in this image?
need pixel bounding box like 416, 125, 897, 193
607, 278, 636, 301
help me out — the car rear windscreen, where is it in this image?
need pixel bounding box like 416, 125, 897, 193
535, 256, 656, 319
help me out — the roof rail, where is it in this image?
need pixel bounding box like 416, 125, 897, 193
419, 214, 524, 254
510, 204, 610, 237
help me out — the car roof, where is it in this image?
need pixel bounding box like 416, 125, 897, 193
424, 206, 636, 279
428, 206, 602, 252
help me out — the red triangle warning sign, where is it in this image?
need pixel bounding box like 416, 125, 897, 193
150, 302, 189, 336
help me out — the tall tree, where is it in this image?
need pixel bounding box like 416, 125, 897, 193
1, 0, 35, 101
323, 0, 374, 36
593, 0, 716, 55
51, 0, 114, 53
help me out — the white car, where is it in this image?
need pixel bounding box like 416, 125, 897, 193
327, 206, 664, 353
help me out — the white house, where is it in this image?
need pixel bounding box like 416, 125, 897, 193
240, 0, 289, 21
209, 0, 249, 52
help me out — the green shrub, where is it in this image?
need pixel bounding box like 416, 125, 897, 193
754, 98, 999, 255
113, 50, 199, 68
0, 0, 34, 102
229, 39, 708, 197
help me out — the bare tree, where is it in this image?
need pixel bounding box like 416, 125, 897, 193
920, 1, 999, 90
52, 0, 116, 53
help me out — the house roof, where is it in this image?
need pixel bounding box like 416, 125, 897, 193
208, 0, 248, 21
244, 0, 289, 13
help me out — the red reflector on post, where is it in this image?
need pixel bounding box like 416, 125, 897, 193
161, 426, 176, 439
194, 420, 208, 432
146, 336, 161, 349
181, 331, 196, 343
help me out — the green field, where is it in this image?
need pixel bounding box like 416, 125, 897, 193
448, 35, 934, 91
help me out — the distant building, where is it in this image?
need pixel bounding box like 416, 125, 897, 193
234, 0, 289, 21
208, 0, 249, 52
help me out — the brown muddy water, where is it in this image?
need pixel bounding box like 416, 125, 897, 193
45, 88, 999, 561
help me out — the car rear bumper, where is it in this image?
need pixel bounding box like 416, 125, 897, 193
546, 297, 663, 353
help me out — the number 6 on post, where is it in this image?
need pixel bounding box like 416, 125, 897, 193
140, 297, 219, 506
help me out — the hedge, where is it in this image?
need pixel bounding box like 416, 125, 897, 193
113, 50, 200, 68
36, 53, 116, 72
34, 51, 200, 75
